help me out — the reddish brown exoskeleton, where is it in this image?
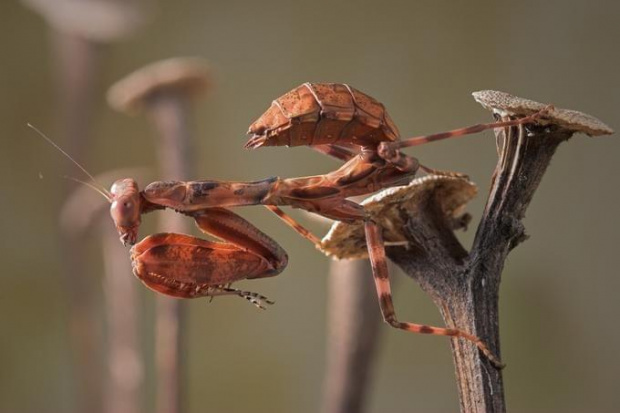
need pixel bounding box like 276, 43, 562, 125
111, 84, 547, 368
109, 178, 289, 309
31, 82, 548, 368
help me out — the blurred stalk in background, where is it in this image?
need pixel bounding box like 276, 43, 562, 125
108, 57, 210, 413
21, 1, 151, 411
322, 259, 384, 413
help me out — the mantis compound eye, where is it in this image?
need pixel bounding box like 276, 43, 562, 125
120, 200, 135, 215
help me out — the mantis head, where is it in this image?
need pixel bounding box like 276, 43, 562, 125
29, 123, 146, 247
110, 178, 143, 246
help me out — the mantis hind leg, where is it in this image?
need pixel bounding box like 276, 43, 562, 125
377, 107, 552, 168
363, 220, 505, 369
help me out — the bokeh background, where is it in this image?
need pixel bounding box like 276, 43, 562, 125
1, 1, 619, 412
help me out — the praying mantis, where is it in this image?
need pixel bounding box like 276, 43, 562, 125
33, 83, 549, 368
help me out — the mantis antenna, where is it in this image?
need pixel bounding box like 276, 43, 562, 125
27, 123, 112, 200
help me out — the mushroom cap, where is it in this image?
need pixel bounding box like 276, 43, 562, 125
21, 0, 151, 42
107, 57, 211, 115
473, 90, 613, 137
320, 175, 477, 259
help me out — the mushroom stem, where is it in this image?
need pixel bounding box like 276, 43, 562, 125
148, 95, 192, 181
321, 259, 383, 413
51, 29, 105, 413
60, 168, 149, 413
107, 57, 209, 413
101, 220, 144, 413
148, 93, 194, 413
51, 31, 102, 158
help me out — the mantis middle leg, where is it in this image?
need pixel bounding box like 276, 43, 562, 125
327, 199, 505, 368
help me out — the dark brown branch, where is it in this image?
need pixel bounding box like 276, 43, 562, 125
320, 175, 477, 412
387, 122, 574, 413
316, 90, 611, 412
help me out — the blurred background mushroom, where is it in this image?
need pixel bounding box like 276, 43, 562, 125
19, 1, 152, 412
108, 57, 210, 413
296, 209, 385, 413
321, 258, 383, 413
60, 168, 149, 413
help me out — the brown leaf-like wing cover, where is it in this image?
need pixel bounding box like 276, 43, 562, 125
246, 83, 400, 149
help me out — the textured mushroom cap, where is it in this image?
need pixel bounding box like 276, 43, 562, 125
21, 0, 151, 42
320, 175, 477, 259
107, 57, 211, 114
473, 90, 613, 137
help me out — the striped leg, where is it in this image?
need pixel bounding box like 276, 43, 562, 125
264, 205, 323, 248
203, 286, 275, 310
363, 220, 505, 369
378, 106, 552, 164
312, 143, 359, 162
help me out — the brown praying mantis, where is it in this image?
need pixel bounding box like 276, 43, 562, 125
33, 83, 550, 368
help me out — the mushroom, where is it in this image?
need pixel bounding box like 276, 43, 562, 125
21, 2, 152, 411
107, 58, 211, 115
61, 168, 149, 413
320, 175, 477, 259
21, 0, 151, 41
108, 57, 210, 180
472, 90, 613, 136
107, 58, 211, 413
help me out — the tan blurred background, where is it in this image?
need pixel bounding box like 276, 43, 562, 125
1, 1, 619, 412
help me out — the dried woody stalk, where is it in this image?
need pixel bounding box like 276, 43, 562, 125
321, 91, 612, 413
